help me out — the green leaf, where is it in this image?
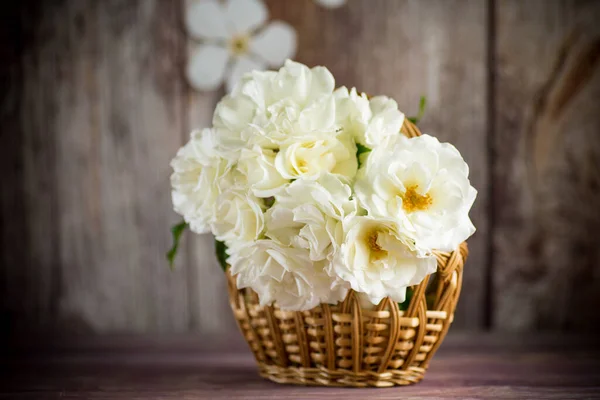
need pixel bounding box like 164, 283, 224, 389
407, 96, 427, 124
166, 220, 188, 269
398, 287, 415, 311
215, 239, 229, 272
356, 143, 371, 168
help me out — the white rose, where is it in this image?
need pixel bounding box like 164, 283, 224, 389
274, 133, 357, 180
334, 87, 405, 148
212, 60, 339, 154
355, 133, 477, 252
229, 240, 348, 311
252, 59, 335, 109
237, 145, 288, 197
211, 95, 258, 161
265, 174, 357, 261
211, 186, 265, 245
332, 216, 436, 305
170, 128, 233, 234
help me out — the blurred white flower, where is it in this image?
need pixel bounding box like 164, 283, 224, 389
314, 0, 347, 9
229, 240, 348, 310
185, 0, 297, 92
355, 134, 477, 252
334, 87, 405, 148
170, 128, 234, 234
332, 216, 436, 305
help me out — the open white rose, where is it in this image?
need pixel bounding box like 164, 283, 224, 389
212, 60, 339, 156
237, 145, 288, 197
265, 174, 357, 261
170, 129, 233, 234
274, 134, 357, 181
334, 87, 405, 148
211, 186, 265, 245
229, 240, 348, 310
355, 133, 476, 252
332, 216, 436, 305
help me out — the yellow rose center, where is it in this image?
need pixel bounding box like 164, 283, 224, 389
367, 230, 387, 261
297, 159, 309, 173
230, 35, 250, 55
401, 185, 432, 213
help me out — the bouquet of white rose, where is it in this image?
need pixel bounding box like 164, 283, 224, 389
169, 60, 476, 313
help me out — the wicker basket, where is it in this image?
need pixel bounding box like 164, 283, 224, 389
226, 120, 469, 387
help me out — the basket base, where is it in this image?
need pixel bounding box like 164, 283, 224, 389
259, 364, 425, 388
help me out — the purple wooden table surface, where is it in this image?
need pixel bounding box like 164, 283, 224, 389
3, 333, 599, 399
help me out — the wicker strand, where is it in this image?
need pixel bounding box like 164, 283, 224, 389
321, 304, 336, 370
376, 298, 400, 373
265, 305, 288, 367
293, 311, 311, 368
346, 292, 363, 373
227, 276, 266, 363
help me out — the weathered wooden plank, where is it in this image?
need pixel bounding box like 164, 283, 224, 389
1, 2, 59, 333
493, 0, 600, 330
267, 0, 490, 329
1, 0, 190, 333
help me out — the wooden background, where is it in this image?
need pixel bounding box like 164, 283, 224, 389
1, 0, 599, 336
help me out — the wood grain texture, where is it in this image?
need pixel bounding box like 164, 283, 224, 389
493, 0, 600, 330
4, 334, 600, 399
1, 0, 190, 333
267, 0, 489, 329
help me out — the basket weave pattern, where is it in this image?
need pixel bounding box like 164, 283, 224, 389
226, 120, 468, 387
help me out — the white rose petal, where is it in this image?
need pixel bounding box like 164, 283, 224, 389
213, 60, 339, 150
211, 187, 265, 245
237, 146, 288, 197
355, 133, 477, 252
274, 133, 357, 180
335, 87, 405, 148
265, 174, 357, 261
332, 216, 436, 305
170, 129, 233, 234
229, 240, 348, 311
269, 60, 335, 106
